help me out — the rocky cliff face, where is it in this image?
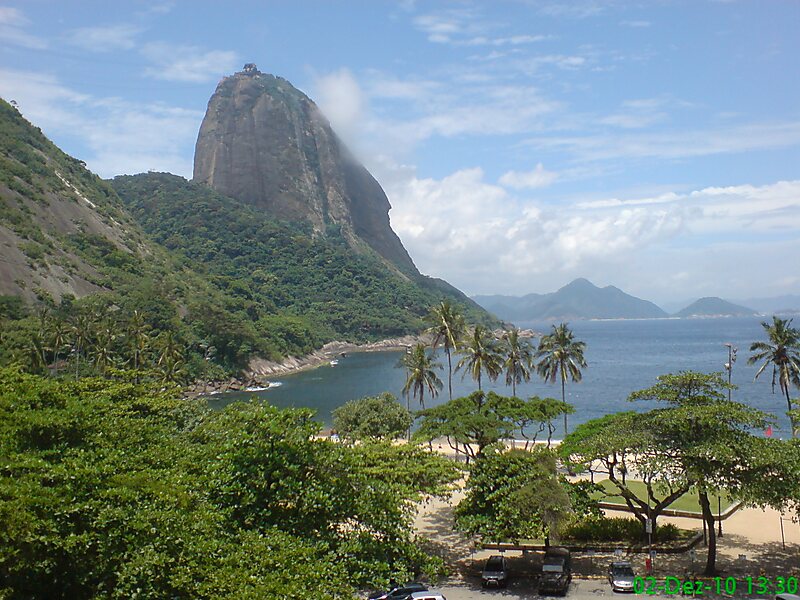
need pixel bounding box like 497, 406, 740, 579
193, 65, 418, 276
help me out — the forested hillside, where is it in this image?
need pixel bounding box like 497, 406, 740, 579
0, 99, 492, 379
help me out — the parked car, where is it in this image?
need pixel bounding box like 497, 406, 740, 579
608, 561, 636, 592
481, 554, 509, 588
539, 547, 572, 596
368, 583, 427, 600
409, 592, 447, 600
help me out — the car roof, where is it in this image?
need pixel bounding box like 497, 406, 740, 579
545, 547, 570, 557
611, 561, 633, 567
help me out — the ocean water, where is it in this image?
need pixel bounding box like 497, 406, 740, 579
206, 316, 794, 437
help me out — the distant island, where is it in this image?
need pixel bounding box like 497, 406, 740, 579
673, 297, 757, 318
473, 279, 767, 322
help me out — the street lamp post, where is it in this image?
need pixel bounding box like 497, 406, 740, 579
723, 343, 737, 402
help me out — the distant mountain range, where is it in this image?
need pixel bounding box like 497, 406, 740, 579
473, 278, 667, 321
471, 279, 796, 322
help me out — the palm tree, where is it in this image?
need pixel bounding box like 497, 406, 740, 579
70, 313, 92, 378
456, 325, 501, 391
92, 324, 116, 376
749, 316, 800, 437
157, 331, 187, 385
535, 322, 587, 436
502, 328, 534, 397
126, 310, 150, 383
48, 319, 70, 376
400, 343, 443, 411
426, 300, 466, 400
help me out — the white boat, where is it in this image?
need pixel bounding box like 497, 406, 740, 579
329, 359, 339, 366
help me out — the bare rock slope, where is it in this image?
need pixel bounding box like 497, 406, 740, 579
193, 64, 418, 276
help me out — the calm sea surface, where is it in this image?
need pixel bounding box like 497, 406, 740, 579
206, 316, 793, 437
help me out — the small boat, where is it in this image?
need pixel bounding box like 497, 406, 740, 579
329, 359, 339, 366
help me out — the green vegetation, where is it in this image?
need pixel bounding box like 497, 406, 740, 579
0, 367, 458, 598
456, 447, 574, 545
560, 517, 690, 545
332, 392, 412, 441
111, 172, 491, 344
562, 371, 800, 575
749, 316, 800, 436
399, 343, 443, 411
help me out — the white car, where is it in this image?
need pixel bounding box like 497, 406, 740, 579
409, 592, 447, 600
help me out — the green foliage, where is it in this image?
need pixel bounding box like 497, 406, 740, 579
111, 172, 493, 347
415, 391, 516, 458
560, 517, 686, 544
0, 368, 457, 597
332, 392, 413, 440
455, 447, 571, 543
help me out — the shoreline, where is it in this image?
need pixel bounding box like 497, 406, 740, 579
184, 334, 424, 397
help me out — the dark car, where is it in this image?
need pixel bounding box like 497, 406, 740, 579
368, 583, 427, 600
481, 554, 508, 587
608, 561, 636, 592
539, 547, 572, 596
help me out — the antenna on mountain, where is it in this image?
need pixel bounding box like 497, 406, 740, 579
242, 63, 258, 74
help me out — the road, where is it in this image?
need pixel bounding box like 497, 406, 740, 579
429, 577, 744, 600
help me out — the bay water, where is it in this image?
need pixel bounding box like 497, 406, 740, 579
206, 316, 794, 437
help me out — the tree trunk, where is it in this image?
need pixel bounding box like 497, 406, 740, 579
447, 346, 453, 401
699, 490, 717, 575
561, 376, 568, 436
785, 386, 796, 439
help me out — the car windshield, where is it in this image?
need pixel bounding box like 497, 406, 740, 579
543, 564, 563, 573
485, 557, 504, 570
613, 566, 635, 577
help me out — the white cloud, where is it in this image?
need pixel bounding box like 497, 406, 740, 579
0, 68, 201, 178
500, 163, 559, 189
380, 156, 800, 298
313, 68, 365, 140
530, 121, 800, 161
0, 6, 26, 25
141, 42, 238, 83
65, 24, 141, 52
0, 6, 47, 49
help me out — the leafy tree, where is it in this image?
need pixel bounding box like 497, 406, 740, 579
426, 299, 466, 400
415, 391, 516, 460
535, 322, 586, 436
505, 396, 575, 448
749, 316, 800, 437
455, 447, 572, 545
560, 411, 692, 540
456, 325, 501, 391
501, 328, 534, 397
399, 343, 443, 411
332, 392, 412, 441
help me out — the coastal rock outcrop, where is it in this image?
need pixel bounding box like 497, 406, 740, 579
193, 64, 418, 276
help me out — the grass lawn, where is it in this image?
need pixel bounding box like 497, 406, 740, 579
592, 479, 736, 514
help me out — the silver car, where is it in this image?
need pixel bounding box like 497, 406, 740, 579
608, 561, 636, 593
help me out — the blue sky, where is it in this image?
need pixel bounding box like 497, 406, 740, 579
2, 1, 799, 304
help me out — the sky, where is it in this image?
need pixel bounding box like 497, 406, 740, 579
1, 1, 799, 306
